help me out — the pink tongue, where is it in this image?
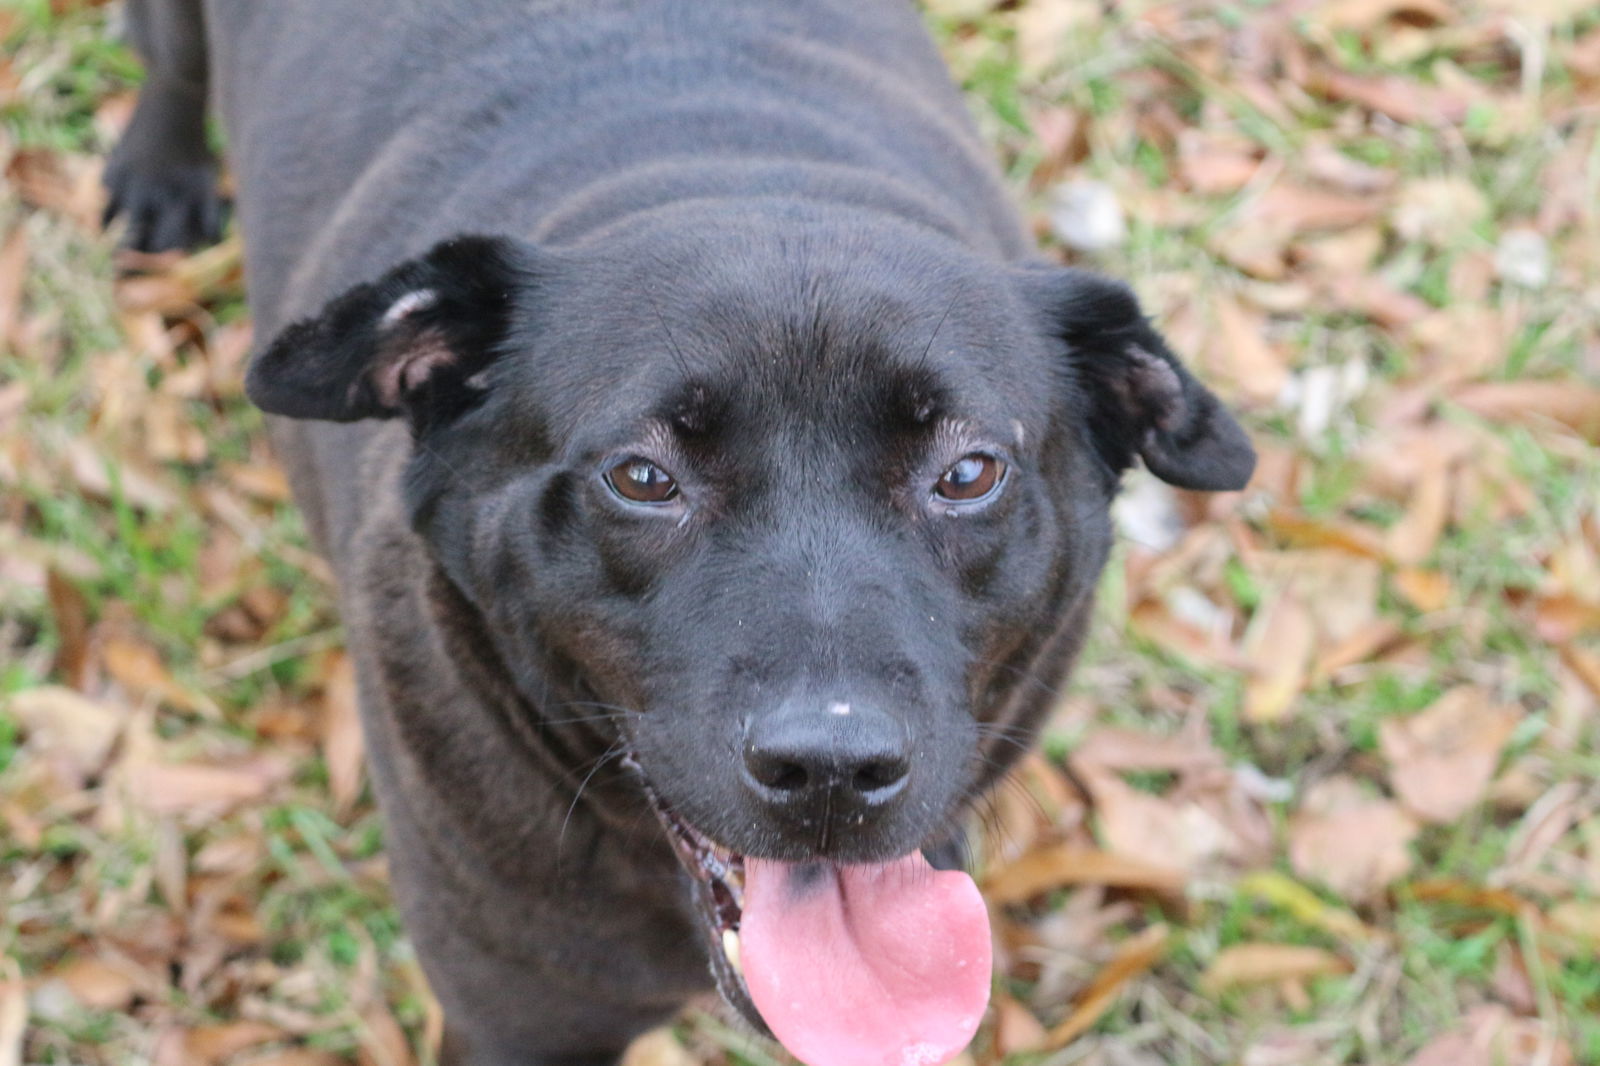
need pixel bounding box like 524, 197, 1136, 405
740, 853, 991, 1066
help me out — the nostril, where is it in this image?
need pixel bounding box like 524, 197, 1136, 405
852, 756, 909, 796
745, 747, 813, 793
766, 761, 810, 792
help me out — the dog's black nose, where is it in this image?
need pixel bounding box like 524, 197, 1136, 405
743, 701, 910, 809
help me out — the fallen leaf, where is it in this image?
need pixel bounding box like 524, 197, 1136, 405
7, 685, 122, 782
1289, 776, 1418, 903
1256, 183, 1385, 233
1404, 1004, 1572, 1066
1309, 0, 1454, 34
1236, 871, 1377, 943
1452, 381, 1600, 442
45, 570, 91, 689
321, 652, 364, 816
1210, 295, 1289, 404
0, 957, 22, 1066
1044, 925, 1169, 1050
103, 637, 214, 716
125, 755, 291, 818
1242, 590, 1316, 722
175, 1022, 283, 1066
0, 225, 27, 348
1311, 69, 1470, 125
1380, 687, 1519, 824
1199, 943, 1350, 992
1072, 727, 1223, 774
52, 956, 137, 1011
1392, 177, 1489, 244
356, 1002, 414, 1066
621, 1028, 698, 1066
1312, 618, 1406, 682
1393, 568, 1451, 612
984, 845, 1187, 904
1385, 449, 1451, 565
993, 993, 1048, 1055
1084, 769, 1240, 876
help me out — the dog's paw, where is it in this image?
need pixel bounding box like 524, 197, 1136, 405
102, 156, 226, 253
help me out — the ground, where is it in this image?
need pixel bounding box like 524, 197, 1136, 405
2, 1, 1598, 1064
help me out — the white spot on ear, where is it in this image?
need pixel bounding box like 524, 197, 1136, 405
381, 288, 439, 328
828, 702, 851, 716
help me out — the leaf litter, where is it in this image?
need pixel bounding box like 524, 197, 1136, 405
5, 1, 1600, 1064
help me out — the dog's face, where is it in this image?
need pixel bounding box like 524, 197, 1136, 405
248, 217, 1253, 1034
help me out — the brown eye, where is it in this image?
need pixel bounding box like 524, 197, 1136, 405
605, 458, 680, 504
935, 453, 1004, 503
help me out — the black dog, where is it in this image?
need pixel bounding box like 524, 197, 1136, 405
108, 2, 1255, 1064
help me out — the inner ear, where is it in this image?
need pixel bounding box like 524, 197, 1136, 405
1017, 265, 1256, 492
246, 234, 531, 427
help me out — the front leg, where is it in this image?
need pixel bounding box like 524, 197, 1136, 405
103, 0, 225, 251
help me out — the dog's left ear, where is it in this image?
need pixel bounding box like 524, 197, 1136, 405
246, 235, 530, 430
1017, 266, 1256, 492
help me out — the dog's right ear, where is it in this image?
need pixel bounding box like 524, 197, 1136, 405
246, 235, 531, 430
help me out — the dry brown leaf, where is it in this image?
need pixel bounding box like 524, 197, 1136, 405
0, 957, 23, 1066
1263, 510, 1385, 559
1384, 449, 1450, 566
621, 1029, 698, 1066
0, 226, 27, 348
1393, 568, 1451, 612
1326, 275, 1431, 331
63, 435, 179, 513
1452, 381, 1600, 442
1392, 177, 1489, 245
1302, 143, 1395, 194
125, 755, 291, 818
1014, 0, 1096, 76
1072, 727, 1223, 774
176, 1022, 283, 1065
1255, 183, 1384, 233
1044, 925, 1169, 1050
1380, 687, 1519, 824
1178, 130, 1262, 195
1289, 777, 1418, 903
321, 652, 365, 815
1548, 901, 1600, 957
52, 956, 138, 1011
7, 685, 122, 781
1311, 69, 1470, 125
1198, 943, 1350, 992
993, 993, 1048, 1056
103, 637, 213, 716
242, 1051, 346, 1066
1210, 295, 1288, 404
1309, 0, 1453, 33
1084, 769, 1240, 875
1559, 644, 1600, 703
1404, 878, 1527, 917
984, 845, 1187, 904
1404, 1004, 1572, 1066
1312, 618, 1406, 682
45, 569, 91, 689
1242, 591, 1315, 722
357, 1002, 415, 1066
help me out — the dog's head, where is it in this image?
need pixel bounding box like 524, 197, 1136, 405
249, 216, 1252, 1054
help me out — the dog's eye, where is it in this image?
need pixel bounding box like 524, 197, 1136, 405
935, 453, 1004, 503
606, 458, 680, 504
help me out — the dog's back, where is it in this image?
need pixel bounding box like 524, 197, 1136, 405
203, 0, 1030, 559
209, 0, 1026, 325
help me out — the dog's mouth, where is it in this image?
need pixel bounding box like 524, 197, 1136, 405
627, 757, 992, 1066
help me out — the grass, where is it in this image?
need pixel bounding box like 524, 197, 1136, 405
3, 1, 1600, 1065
